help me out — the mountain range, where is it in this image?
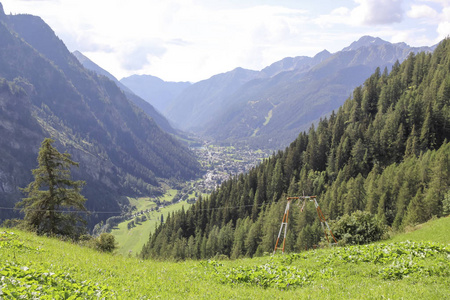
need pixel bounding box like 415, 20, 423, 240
122, 36, 436, 149
0, 4, 201, 226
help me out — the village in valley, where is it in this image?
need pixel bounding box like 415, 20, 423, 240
191, 143, 272, 193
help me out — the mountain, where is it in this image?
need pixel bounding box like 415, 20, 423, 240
164, 67, 267, 131
120, 75, 191, 114
163, 36, 435, 149
141, 38, 450, 260
0, 5, 201, 226
342, 35, 390, 51
261, 49, 332, 77
205, 37, 436, 148
72, 51, 177, 135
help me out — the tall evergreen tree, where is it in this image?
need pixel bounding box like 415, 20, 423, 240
18, 138, 87, 238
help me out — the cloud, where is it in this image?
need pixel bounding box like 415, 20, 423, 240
407, 4, 438, 20
65, 34, 114, 53
315, 0, 404, 27
120, 40, 167, 71
314, 7, 352, 27
167, 39, 191, 46
352, 0, 404, 25
4, 0, 442, 82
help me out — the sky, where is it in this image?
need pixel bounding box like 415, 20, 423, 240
2, 0, 450, 82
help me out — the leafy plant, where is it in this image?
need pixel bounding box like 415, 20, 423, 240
331, 211, 386, 245
0, 263, 114, 299
202, 259, 335, 289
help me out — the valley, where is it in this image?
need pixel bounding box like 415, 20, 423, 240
109, 142, 272, 255
192, 143, 272, 192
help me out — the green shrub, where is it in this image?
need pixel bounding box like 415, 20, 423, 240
95, 233, 117, 252
331, 211, 386, 245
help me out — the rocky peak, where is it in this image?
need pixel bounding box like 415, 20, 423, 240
0, 2, 5, 18
342, 36, 390, 52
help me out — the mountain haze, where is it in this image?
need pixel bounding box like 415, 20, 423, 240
120, 74, 191, 114
165, 67, 267, 131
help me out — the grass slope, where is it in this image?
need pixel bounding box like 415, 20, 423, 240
387, 216, 450, 244
0, 217, 449, 299
112, 200, 192, 256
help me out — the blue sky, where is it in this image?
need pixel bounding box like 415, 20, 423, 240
2, 0, 449, 82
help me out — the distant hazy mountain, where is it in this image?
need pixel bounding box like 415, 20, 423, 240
120, 75, 191, 114
0, 6, 200, 225
165, 36, 435, 149
261, 50, 332, 77
73, 51, 177, 135
165, 67, 268, 131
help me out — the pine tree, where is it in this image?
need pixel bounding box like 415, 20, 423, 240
18, 138, 87, 238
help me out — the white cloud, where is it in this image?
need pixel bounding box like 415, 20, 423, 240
314, 7, 353, 27
407, 4, 439, 19
437, 21, 450, 40
351, 0, 404, 25
432, 6, 450, 42
0, 0, 443, 82
315, 0, 405, 27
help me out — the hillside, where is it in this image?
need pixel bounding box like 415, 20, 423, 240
0, 7, 201, 226
141, 38, 450, 260
0, 217, 448, 298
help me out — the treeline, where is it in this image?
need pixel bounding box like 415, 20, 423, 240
140, 39, 450, 260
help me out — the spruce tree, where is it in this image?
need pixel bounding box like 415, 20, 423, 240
18, 138, 87, 238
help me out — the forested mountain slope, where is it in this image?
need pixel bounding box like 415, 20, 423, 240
141, 39, 450, 260
0, 7, 201, 226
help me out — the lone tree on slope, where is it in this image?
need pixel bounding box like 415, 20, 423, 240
18, 138, 88, 238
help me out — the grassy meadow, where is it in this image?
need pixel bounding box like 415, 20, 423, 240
0, 217, 449, 299
111, 199, 192, 256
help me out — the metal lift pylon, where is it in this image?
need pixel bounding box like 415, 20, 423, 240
273, 195, 337, 255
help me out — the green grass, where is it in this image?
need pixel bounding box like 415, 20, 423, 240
263, 109, 273, 126
111, 189, 187, 256
111, 200, 192, 256
387, 216, 450, 244
158, 189, 178, 203
1, 217, 449, 299
126, 197, 156, 212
